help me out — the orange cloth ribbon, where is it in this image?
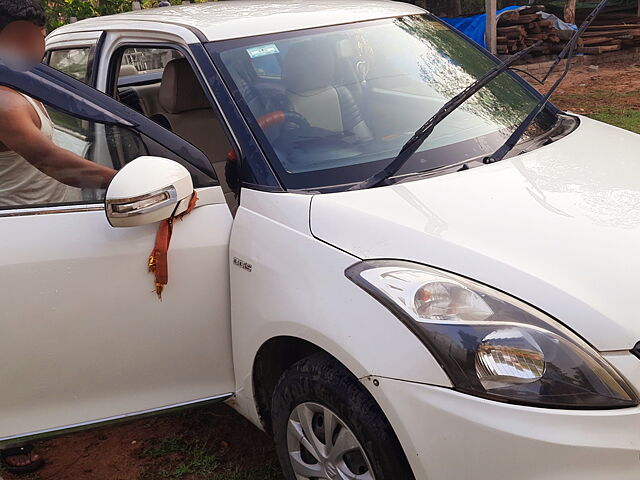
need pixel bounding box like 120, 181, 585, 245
148, 192, 199, 299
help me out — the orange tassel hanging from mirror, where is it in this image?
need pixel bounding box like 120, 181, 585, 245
148, 192, 198, 299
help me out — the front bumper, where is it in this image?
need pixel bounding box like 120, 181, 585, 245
366, 375, 640, 480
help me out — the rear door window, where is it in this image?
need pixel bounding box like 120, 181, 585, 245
48, 48, 91, 83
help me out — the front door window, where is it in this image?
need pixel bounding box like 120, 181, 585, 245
0, 100, 214, 210
111, 45, 239, 210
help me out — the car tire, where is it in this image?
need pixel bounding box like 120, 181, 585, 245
271, 352, 415, 480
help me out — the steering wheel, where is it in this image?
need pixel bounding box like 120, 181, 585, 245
258, 110, 309, 131
227, 110, 309, 162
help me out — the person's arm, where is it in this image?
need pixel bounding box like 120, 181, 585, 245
0, 89, 116, 189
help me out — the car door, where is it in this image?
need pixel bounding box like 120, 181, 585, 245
0, 61, 235, 443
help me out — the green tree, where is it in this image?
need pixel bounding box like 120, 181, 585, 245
44, 0, 207, 32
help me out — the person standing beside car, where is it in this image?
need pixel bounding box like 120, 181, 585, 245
0, 0, 116, 209
0, 0, 116, 474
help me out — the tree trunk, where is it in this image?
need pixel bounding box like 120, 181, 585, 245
449, 0, 462, 17
486, 0, 497, 54
564, 0, 577, 24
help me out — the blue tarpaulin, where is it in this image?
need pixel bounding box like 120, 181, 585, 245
441, 6, 523, 48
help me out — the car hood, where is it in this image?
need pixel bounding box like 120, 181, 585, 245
311, 117, 640, 351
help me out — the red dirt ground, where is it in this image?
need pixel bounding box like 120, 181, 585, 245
1, 405, 280, 480
543, 61, 640, 112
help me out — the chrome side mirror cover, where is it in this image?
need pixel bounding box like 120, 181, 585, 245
105, 156, 194, 228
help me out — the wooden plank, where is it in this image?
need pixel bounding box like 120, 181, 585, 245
578, 44, 622, 53
581, 36, 617, 45
581, 29, 640, 38
584, 36, 629, 45
498, 10, 520, 23
526, 33, 550, 40
498, 14, 540, 25
586, 24, 640, 31
497, 25, 526, 34
501, 31, 526, 40
526, 21, 542, 33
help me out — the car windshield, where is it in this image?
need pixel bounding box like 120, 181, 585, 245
207, 14, 560, 190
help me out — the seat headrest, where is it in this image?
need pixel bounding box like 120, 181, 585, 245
282, 41, 335, 95
159, 58, 209, 114
119, 64, 139, 77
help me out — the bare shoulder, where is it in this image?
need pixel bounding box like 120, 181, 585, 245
0, 86, 28, 105
0, 86, 38, 124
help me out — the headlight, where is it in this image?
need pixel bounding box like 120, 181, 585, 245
346, 260, 638, 409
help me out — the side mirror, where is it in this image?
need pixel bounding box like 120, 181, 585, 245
105, 156, 193, 228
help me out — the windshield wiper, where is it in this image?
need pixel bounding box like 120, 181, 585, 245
484, 0, 609, 164
348, 40, 543, 191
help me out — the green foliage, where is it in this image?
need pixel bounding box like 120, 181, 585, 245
43, 0, 209, 32
45, 0, 127, 31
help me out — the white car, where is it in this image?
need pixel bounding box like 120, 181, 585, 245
2, 1, 640, 479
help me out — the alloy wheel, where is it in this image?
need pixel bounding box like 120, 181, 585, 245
286, 401, 375, 480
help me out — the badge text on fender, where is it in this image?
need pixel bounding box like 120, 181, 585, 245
233, 257, 252, 272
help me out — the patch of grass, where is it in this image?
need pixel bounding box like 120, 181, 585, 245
555, 89, 640, 102
211, 462, 284, 480
140, 437, 284, 480
588, 110, 640, 134
158, 452, 220, 479
550, 88, 640, 134
144, 437, 194, 458
142, 436, 220, 479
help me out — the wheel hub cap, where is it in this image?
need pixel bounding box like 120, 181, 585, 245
286, 402, 376, 480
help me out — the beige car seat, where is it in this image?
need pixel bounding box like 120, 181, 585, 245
282, 41, 344, 133
281, 40, 373, 141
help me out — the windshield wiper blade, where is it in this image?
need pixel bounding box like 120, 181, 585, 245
348, 40, 543, 191
484, 0, 609, 165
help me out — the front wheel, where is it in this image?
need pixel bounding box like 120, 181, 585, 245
271, 353, 415, 480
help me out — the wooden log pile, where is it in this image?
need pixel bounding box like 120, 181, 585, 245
497, 5, 640, 56
496, 6, 566, 56
578, 6, 640, 54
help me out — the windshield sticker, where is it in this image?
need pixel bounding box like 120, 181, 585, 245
246, 44, 280, 59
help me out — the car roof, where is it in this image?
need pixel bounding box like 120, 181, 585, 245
51, 0, 425, 42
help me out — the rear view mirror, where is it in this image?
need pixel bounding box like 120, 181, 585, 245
105, 156, 194, 228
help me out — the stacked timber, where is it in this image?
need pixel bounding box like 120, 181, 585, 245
496, 6, 569, 56
497, 4, 640, 56
578, 6, 640, 54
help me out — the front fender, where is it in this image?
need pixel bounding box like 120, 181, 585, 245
228, 189, 450, 428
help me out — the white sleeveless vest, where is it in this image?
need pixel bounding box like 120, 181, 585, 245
0, 93, 78, 207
